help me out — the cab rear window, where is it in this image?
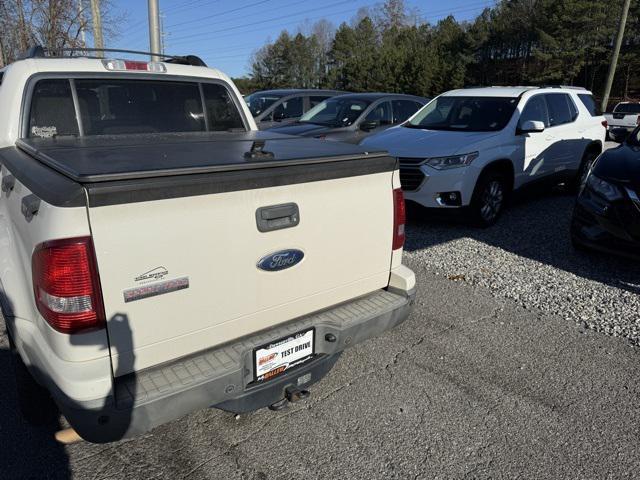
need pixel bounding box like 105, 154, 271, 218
28, 78, 245, 138
29, 79, 79, 138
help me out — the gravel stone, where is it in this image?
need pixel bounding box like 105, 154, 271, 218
404, 188, 640, 346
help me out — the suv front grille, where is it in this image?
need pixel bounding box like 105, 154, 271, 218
399, 158, 426, 191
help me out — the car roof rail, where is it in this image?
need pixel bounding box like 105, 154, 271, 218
538, 85, 587, 90
16, 44, 207, 67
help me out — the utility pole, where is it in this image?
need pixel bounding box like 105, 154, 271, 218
601, 0, 631, 112
148, 0, 162, 61
78, 0, 87, 46
90, 0, 104, 55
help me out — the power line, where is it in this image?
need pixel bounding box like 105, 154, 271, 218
123, 0, 280, 42
169, 0, 357, 43
168, 0, 308, 35
166, 0, 273, 29
169, 0, 494, 47
120, 0, 221, 34
162, 0, 220, 15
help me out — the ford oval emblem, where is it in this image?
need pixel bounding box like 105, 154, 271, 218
257, 249, 304, 272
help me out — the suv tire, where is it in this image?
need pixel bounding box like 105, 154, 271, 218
8, 335, 59, 426
469, 171, 508, 227
572, 148, 599, 192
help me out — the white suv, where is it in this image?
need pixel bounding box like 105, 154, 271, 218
361, 87, 607, 226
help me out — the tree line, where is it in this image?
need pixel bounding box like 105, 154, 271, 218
241, 0, 640, 108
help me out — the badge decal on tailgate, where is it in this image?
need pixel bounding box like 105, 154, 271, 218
257, 249, 304, 272
123, 276, 189, 303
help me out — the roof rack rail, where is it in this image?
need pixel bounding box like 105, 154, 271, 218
538, 85, 587, 90
16, 45, 207, 67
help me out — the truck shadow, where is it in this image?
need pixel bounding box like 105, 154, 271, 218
0, 306, 137, 478
0, 289, 71, 478
404, 184, 640, 295
0, 344, 72, 479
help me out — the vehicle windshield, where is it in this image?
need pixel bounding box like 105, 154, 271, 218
300, 97, 372, 127
406, 96, 519, 132
614, 103, 640, 114
245, 93, 284, 117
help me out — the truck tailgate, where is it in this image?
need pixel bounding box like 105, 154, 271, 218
18, 133, 397, 375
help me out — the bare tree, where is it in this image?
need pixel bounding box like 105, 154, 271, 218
0, 0, 123, 66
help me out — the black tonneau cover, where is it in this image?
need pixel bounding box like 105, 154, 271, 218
16, 131, 389, 183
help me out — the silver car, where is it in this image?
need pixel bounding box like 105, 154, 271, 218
266, 93, 428, 144
245, 89, 345, 130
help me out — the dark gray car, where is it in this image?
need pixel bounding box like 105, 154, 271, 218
266, 93, 429, 144
245, 89, 345, 130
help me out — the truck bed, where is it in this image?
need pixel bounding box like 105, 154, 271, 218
16, 131, 391, 182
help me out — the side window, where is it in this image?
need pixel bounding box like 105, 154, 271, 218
273, 96, 303, 120
545, 94, 574, 126
520, 95, 549, 127
365, 101, 392, 125
29, 79, 79, 138
202, 83, 245, 131
577, 94, 600, 116
392, 100, 422, 123
310, 95, 330, 108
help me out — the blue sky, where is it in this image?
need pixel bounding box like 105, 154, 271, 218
110, 0, 495, 77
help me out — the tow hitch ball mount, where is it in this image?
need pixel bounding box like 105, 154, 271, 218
268, 387, 310, 411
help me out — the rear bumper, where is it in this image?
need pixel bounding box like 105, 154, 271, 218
57, 286, 416, 443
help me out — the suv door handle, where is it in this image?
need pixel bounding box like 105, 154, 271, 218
256, 203, 300, 232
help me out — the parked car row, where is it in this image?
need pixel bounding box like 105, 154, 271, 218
248, 86, 639, 261
249, 86, 607, 227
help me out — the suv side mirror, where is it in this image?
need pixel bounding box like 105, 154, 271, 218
518, 120, 545, 134
609, 127, 629, 144
360, 120, 379, 132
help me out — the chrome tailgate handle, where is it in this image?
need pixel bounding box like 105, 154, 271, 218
256, 203, 300, 232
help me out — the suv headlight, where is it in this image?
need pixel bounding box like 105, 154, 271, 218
586, 174, 622, 201
424, 152, 479, 170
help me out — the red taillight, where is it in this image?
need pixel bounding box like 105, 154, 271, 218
602, 120, 608, 128
393, 188, 406, 250
32, 237, 105, 334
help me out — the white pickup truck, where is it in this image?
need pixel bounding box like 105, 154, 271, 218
0, 50, 415, 443
604, 101, 640, 134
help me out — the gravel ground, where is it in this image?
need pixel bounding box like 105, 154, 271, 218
405, 184, 640, 346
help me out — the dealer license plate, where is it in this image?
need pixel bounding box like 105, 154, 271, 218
254, 328, 315, 383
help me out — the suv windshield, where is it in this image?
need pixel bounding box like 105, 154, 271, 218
245, 93, 283, 116
406, 96, 518, 132
300, 97, 371, 127
28, 78, 244, 138
614, 103, 640, 114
